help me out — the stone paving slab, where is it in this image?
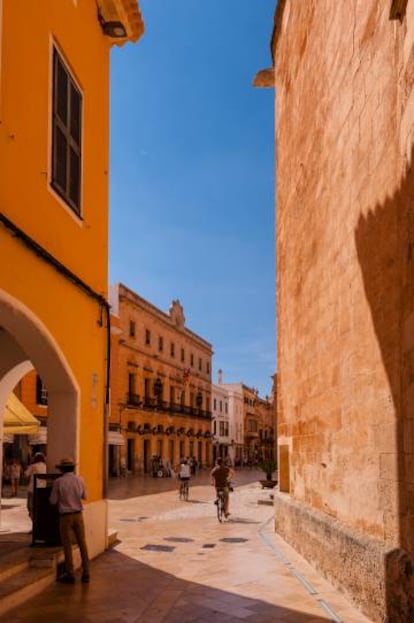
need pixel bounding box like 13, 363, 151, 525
0, 476, 373, 622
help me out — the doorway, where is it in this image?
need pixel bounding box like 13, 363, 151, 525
143, 438, 150, 473
127, 438, 135, 472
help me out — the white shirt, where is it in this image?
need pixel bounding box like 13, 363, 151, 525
179, 463, 190, 478
25, 462, 47, 493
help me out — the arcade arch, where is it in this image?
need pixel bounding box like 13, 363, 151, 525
0, 289, 79, 472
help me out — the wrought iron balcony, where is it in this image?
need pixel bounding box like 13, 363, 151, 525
124, 395, 213, 419
127, 393, 142, 407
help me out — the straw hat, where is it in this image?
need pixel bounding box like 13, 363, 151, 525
56, 457, 76, 470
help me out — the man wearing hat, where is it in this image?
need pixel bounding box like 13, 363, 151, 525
50, 457, 90, 584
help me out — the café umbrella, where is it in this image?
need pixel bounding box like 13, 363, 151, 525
0, 393, 40, 532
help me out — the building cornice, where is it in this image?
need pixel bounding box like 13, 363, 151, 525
117, 282, 213, 352
97, 0, 144, 45
253, 0, 286, 88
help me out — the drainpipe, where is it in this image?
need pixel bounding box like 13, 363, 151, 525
102, 302, 111, 499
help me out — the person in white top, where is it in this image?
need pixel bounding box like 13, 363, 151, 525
178, 459, 191, 480
25, 452, 47, 520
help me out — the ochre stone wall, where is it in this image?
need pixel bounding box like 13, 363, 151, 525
274, 1, 414, 619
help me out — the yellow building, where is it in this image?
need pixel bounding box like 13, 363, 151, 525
0, 1, 143, 556
109, 283, 213, 475
240, 385, 275, 463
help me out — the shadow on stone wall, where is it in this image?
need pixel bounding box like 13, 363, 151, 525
355, 146, 414, 622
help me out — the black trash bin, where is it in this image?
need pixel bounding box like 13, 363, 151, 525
32, 473, 61, 546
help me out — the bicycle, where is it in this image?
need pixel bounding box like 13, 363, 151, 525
179, 479, 189, 501
216, 488, 226, 522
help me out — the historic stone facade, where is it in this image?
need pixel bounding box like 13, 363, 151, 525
211, 381, 231, 462
109, 283, 213, 475
269, 1, 414, 621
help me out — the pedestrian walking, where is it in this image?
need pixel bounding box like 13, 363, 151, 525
163, 457, 172, 477
120, 456, 127, 477
151, 455, 160, 477
49, 457, 90, 584
25, 452, 47, 520
9, 458, 22, 497
193, 458, 198, 474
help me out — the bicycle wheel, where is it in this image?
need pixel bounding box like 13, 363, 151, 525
179, 482, 184, 500
217, 493, 224, 522
184, 481, 189, 501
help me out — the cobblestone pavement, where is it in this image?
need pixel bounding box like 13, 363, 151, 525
0, 472, 373, 623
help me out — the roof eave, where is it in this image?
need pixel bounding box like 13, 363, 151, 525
97, 0, 144, 46
252, 0, 285, 89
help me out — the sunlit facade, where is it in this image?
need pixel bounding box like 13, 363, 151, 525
0, 0, 143, 554
109, 283, 213, 474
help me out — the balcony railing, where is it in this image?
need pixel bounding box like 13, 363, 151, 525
127, 393, 142, 407
124, 393, 212, 419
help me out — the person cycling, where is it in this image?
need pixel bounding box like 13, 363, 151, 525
177, 458, 191, 497
210, 458, 235, 518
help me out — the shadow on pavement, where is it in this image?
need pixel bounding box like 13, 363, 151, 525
0, 548, 332, 623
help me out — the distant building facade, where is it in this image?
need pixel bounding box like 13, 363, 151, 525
226, 385, 244, 465
109, 283, 213, 474
255, 393, 275, 461
219, 378, 275, 465
242, 385, 261, 463
211, 379, 230, 462
266, 1, 414, 620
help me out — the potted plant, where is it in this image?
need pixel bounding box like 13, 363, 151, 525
258, 459, 278, 489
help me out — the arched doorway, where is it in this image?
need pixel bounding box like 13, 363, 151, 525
0, 290, 79, 480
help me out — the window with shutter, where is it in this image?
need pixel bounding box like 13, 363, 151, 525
51, 48, 82, 215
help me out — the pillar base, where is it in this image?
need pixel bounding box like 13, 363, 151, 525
84, 499, 108, 558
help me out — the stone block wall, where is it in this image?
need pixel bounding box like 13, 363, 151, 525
274, 0, 414, 619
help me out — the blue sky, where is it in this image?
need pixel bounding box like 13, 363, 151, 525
109, 1, 276, 397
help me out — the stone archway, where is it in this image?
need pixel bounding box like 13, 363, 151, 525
0, 289, 79, 471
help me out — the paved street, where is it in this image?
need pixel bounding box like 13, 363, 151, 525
0, 471, 372, 622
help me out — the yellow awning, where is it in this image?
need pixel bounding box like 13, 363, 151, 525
3, 393, 40, 434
